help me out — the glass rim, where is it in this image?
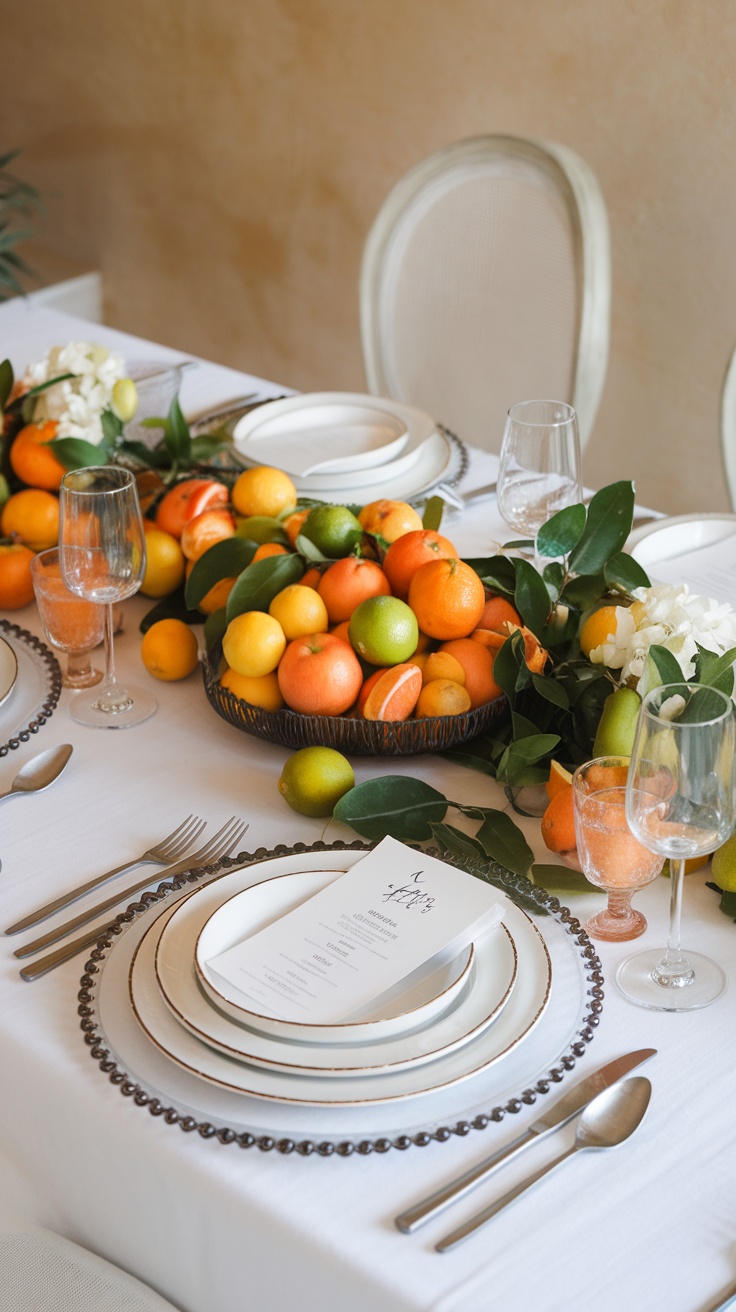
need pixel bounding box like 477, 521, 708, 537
506, 400, 578, 428
60, 466, 136, 494
572, 754, 631, 795
640, 681, 735, 726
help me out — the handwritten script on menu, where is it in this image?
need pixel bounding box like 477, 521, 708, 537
206, 836, 504, 1024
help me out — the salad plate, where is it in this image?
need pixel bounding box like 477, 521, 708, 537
193, 868, 474, 1044
628, 512, 736, 569
0, 637, 18, 710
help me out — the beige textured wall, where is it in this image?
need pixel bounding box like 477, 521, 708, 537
4, 0, 736, 513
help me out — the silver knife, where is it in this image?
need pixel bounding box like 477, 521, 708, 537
394, 1047, 656, 1233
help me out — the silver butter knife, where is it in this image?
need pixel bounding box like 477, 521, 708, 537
395, 1047, 656, 1233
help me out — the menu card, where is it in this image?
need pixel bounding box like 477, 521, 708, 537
206, 837, 504, 1024
650, 534, 736, 605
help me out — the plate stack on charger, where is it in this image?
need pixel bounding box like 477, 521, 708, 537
127, 849, 553, 1109
231, 393, 456, 504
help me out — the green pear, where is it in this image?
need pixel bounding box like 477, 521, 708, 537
711, 832, 736, 892
592, 686, 641, 759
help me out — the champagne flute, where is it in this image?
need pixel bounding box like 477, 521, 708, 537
573, 756, 664, 942
58, 466, 157, 729
617, 683, 736, 1010
496, 400, 582, 558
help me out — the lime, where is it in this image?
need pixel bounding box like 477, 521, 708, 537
234, 516, 290, 545
300, 505, 363, 558
349, 596, 419, 666
111, 378, 138, 422
278, 746, 355, 818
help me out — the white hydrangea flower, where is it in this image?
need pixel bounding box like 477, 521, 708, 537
588, 583, 736, 693
21, 341, 126, 445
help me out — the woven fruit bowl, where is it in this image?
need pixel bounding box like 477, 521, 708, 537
202, 646, 507, 756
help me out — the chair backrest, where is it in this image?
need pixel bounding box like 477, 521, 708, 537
721, 343, 736, 509
360, 135, 610, 453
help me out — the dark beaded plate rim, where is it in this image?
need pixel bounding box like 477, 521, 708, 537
77, 839, 605, 1160
0, 620, 63, 758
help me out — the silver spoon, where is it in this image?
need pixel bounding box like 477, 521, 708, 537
436, 1075, 652, 1252
0, 744, 73, 805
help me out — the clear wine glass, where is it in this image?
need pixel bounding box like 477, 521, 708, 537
58, 466, 157, 728
496, 400, 583, 554
617, 682, 736, 1010
573, 756, 664, 942
30, 548, 105, 689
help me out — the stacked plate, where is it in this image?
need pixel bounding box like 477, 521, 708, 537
127, 850, 553, 1109
231, 393, 455, 504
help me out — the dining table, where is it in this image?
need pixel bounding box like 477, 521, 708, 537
1, 297, 736, 1312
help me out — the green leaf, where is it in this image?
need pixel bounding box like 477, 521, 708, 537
514, 558, 551, 639
536, 503, 586, 557
100, 408, 123, 444
440, 749, 497, 776
190, 434, 231, 461
462, 556, 517, 595
604, 551, 651, 593
645, 643, 684, 688
495, 734, 560, 786
542, 561, 565, 598
46, 436, 106, 469
531, 864, 598, 895
428, 822, 486, 863
0, 358, 13, 410
531, 672, 570, 709
706, 882, 736, 921
559, 573, 607, 612
475, 809, 534, 877
295, 531, 331, 563
679, 685, 735, 725
695, 645, 736, 694
139, 591, 202, 633
422, 495, 444, 531
163, 396, 191, 466
333, 776, 449, 841
185, 537, 258, 609
225, 552, 304, 620
204, 608, 228, 652
491, 630, 529, 700
568, 481, 635, 575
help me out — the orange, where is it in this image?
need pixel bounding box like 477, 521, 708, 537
421, 651, 466, 687
301, 566, 322, 590
415, 679, 472, 718
180, 508, 236, 562
479, 594, 522, 632
277, 632, 363, 715
198, 575, 237, 615
282, 508, 311, 546
231, 466, 297, 519
579, 605, 621, 659
541, 786, 576, 856
546, 760, 574, 801
140, 618, 199, 681
268, 584, 329, 640
357, 499, 423, 543
220, 666, 284, 711
0, 488, 59, 551
359, 663, 423, 720
409, 559, 485, 641
0, 543, 35, 608
140, 528, 185, 598
9, 421, 66, 491
222, 611, 286, 678
317, 557, 391, 623
330, 620, 352, 644
252, 542, 289, 562
438, 638, 502, 708
382, 529, 458, 600
155, 478, 229, 539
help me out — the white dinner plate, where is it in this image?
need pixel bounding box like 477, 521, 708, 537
153, 879, 516, 1077
0, 636, 18, 710
233, 393, 415, 478
292, 429, 453, 502
194, 868, 474, 1044
128, 854, 551, 1107
629, 512, 736, 570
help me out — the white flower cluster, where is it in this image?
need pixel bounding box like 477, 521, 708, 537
22, 341, 126, 445
588, 583, 736, 693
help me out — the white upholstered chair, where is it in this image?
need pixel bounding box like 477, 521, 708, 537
360, 135, 610, 453
721, 343, 736, 509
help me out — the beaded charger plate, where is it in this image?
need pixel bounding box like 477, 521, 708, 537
79, 841, 604, 1158
0, 620, 63, 757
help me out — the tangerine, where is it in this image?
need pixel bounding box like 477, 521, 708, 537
408, 559, 485, 641
282, 508, 311, 546
0, 543, 35, 608
479, 594, 522, 632
252, 542, 289, 562
277, 632, 363, 715
231, 466, 297, 519
357, 499, 423, 543
180, 507, 236, 562
540, 786, 577, 856
415, 678, 472, 718
317, 557, 391, 623
155, 478, 229, 539
382, 529, 458, 599
579, 605, 621, 659
438, 638, 503, 708
421, 651, 466, 687
220, 666, 284, 711
0, 488, 59, 551
140, 618, 199, 681
9, 421, 66, 491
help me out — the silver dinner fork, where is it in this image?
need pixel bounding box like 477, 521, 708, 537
19, 817, 250, 981
5, 814, 206, 936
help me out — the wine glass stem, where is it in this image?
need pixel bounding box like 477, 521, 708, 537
654, 858, 694, 985
102, 603, 117, 690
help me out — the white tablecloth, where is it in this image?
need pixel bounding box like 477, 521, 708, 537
1, 302, 736, 1312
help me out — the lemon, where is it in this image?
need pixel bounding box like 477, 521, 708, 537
222, 611, 286, 678
111, 378, 138, 422
141, 619, 199, 681
278, 746, 355, 817
268, 584, 329, 640
300, 505, 363, 559
140, 528, 186, 598
220, 666, 284, 711
348, 596, 419, 666
232, 467, 297, 519
579, 604, 621, 659
711, 833, 736, 891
